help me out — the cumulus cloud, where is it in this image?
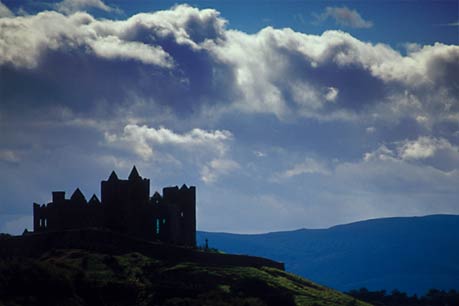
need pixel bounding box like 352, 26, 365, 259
0, 5, 457, 125
201, 159, 240, 183
316, 6, 373, 29
364, 136, 459, 172
364, 145, 397, 162
324, 86, 339, 102
399, 137, 445, 160
55, 0, 117, 14
1, 4, 459, 232
105, 124, 238, 183
105, 124, 232, 160
0, 11, 173, 68
335, 148, 459, 198
210, 26, 459, 122
0, 1, 13, 17
279, 157, 331, 179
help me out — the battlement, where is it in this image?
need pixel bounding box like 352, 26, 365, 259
33, 166, 196, 247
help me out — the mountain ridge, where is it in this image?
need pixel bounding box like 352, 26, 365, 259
197, 214, 459, 295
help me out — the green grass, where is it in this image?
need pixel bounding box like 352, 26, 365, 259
0, 249, 371, 306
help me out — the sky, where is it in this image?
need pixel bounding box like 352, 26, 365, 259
0, 0, 458, 235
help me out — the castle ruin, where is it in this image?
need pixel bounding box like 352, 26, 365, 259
33, 166, 196, 247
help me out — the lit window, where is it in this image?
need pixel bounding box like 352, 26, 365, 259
163, 218, 166, 224
180, 211, 184, 217
156, 218, 160, 234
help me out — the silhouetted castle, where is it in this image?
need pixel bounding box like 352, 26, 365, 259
33, 167, 196, 247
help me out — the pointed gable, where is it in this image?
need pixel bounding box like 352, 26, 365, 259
152, 191, 162, 204
88, 194, 101, 205
70, 188, 87, 204
128, 165, 141, 180
108, 170, 118, 181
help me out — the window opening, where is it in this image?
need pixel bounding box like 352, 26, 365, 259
156, 218, 160, 234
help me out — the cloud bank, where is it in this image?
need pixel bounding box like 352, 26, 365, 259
0, 3, 458, 233
1, 4, 457, 124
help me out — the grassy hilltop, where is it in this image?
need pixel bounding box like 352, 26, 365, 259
0, 249, 370, 306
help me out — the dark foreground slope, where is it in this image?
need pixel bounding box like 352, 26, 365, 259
198, 215, 459, 294
0, 248, 370, 306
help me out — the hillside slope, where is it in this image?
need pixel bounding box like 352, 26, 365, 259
198, 215, 459, 294
0, 249, 369, 306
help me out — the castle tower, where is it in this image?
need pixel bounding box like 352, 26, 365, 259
178, 184, 196, 246
101, 166, 150, 235
161, 184, 196, 246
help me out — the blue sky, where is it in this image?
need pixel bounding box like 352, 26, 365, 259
0, 0, 458, 234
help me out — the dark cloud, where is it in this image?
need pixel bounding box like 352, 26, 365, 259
1, 6, 457, 124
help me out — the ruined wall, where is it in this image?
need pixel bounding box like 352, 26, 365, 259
32, 167, 197, 247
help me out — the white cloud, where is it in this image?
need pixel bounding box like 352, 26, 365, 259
209, 25, 458, 122
201, 159, 240, 183
105, 124, 238, 183
1, 5, 457, 124
0, 11, 173, 68
398, 136, 459, 161
363, 137, 459, 172
0, 149, 20, 163
105, 124, 233, 160
363, 145, 396, 162
55, 0, 117, 14
366, 126, 376, 134
316, 6, 373, 29
0, 1, 13, 17
89, 36, 172, 65
0, 4, 458, 233
324, 86, 339, 102
254, 151, 266, 158
280, 157, 331, 179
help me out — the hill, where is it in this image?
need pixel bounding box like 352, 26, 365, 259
197, 215, 459, 295
0, 248, 369, 306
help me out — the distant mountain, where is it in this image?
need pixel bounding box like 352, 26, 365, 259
197, 215, 459, 295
